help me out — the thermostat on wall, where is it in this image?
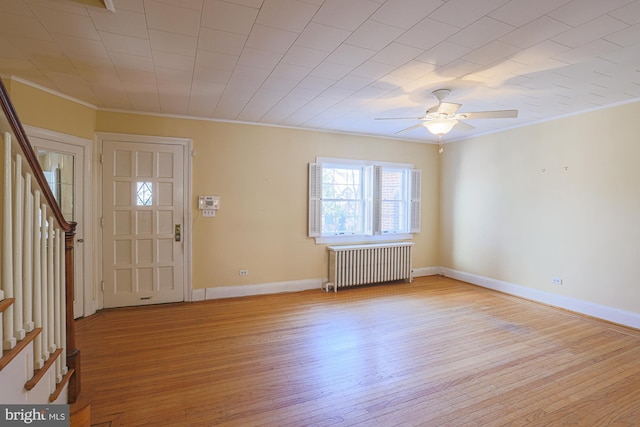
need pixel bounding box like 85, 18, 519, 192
198, 195, 220, 210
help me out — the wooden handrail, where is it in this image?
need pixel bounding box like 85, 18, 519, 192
0, 77, 80, 403
0, 78, 72, 233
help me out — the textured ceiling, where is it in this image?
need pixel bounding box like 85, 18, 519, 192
1, 0, 640, 142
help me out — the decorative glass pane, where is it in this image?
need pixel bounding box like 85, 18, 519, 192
136, 181, 153, 206
43, 169, 59, 199
37, 150, 75, 221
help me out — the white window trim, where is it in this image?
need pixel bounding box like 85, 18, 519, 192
317, 157, 413, 170
309, 157, 421, 244
315, 233, 414, 245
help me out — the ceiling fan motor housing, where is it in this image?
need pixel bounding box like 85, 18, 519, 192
432, 89, 451, 102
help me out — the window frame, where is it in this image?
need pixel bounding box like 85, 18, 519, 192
318, 162, 371, 236
309, 157, 421, 244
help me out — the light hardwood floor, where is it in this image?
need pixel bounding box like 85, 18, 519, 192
76, 276, 640, 426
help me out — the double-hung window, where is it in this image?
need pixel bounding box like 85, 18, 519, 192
309, 158, 421, 243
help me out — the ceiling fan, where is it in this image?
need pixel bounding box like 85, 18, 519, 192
376, 89, 518, 136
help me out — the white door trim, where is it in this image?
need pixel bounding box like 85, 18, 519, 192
96, 132, 193, 306
24, 125, 96, 317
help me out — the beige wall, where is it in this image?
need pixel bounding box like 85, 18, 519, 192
8, 76, 640, 316
96, 111, 440, 289
440, 100, 640, 313
7, 78, 440, 293
7, 80, 96, 141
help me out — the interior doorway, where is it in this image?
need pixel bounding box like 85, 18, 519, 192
26, 126, 94, 318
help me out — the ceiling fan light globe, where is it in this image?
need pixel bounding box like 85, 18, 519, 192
424, 119, 457, 135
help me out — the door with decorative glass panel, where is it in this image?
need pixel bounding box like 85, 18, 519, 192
102, 140, 185, 308
31, 136, 89, 318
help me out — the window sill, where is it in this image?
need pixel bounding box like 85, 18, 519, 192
314, 233, 413, 245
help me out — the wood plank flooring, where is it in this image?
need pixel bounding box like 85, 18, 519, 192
76, 276, 640, 426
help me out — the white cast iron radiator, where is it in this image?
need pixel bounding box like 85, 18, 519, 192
325, 242, 414, 292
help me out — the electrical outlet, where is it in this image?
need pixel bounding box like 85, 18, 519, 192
239, 270, 249, 276
552, 277, 563, 285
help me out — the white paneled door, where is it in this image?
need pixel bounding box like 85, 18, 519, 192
103, 140, 185, 308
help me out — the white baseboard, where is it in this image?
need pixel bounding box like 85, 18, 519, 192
203, 278, 323, 300
441, 268, 640, 330
413, 267, 441, 277
190, 268, 640, 330
192, 267, 440, 301
191, 289, 206, 302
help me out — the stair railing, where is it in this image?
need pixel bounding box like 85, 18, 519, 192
0, 77, 80, 403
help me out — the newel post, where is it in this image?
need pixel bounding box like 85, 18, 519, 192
65, 223, 80, 404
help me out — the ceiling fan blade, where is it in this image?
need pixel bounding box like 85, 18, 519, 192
461, 109, 518, 119
455, 121, 476, 131
375, 116, 424, 120
394, 122, 425, 134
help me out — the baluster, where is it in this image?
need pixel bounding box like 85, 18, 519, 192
2, 132, 15, 350
47, 217, 56, 356
33, 191, 44, 369
60, 228, 67, 376
54, 228, 62, 382
23, 173, 34, 333
41, 205, 49, 361
13, 154, 25, 341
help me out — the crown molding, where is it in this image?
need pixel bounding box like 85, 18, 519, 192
3, 75, 98, 110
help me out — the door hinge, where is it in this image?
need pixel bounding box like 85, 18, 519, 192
100, 217, 104, 227
100, 154, 104, 163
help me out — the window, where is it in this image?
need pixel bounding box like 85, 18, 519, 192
321, 165, 368, 235
38, 149, 75, 221
309, 158, 421, 243
136, 181, 153, 206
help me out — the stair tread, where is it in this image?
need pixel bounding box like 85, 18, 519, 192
0, 328, 41, 370
0, 298, 15, 313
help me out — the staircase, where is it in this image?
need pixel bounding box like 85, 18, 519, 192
0, 77, 81, 407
